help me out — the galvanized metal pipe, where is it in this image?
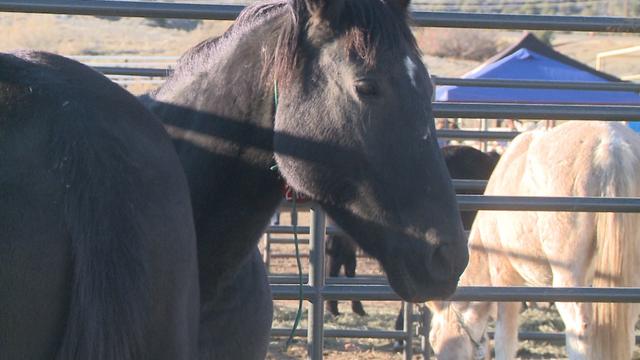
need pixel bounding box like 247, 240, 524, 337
3, 1, 640, 33
307, 207, 326, 360
90, 65, 640, 94
272, 285, 640, 302
411, 11, 640, 32
0, 0, 243, 20
92, 66, 170, 77
271, 328, 640, 344
452, 179, 488, 191
403, 303, 414, 360
268, 225, 339, 235
266, 237, 310, 245
453, 286, 640, 302
432, 102, 640, 120
457, 195, 640, 212
437, 129, 520, 140
433, 77, 640, 92
271, 328, 408, 340
91, 63, 640, 93
92, 65, 640, 95
271, 275, 389, 285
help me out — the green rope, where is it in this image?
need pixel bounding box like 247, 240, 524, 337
273, 80, 304, 351
284, 194, 304, 350
274, 79, 279, 108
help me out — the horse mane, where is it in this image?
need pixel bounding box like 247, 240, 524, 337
170, 0, 419, 86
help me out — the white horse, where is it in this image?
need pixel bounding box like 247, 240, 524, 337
427, 121, 640, 360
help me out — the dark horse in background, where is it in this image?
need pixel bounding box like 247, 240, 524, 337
325, 145, 498, 318
1, 0, 468, 359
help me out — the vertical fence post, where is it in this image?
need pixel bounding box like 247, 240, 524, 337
403, 302, 414, 360
307, 206, 326, 360
420, 305, 432, 359
481, 118, 488, 151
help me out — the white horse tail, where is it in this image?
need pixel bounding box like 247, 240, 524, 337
591, 127, 640, 360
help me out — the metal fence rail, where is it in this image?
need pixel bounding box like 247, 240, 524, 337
432, 77, 640, 92
3, 0, 640, 33
91, 62, 640, 93
90, 63, 640, 93
437, 129, 519, 140
272, 328, 640, 345
432, 103, 640, 120
93, 66, 171, 77
272, 284, 640, 303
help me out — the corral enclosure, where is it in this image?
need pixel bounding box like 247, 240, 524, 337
3, 1, 640, 359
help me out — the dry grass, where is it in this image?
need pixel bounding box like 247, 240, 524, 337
416, 28, 499, 61
0, 13, 231, 55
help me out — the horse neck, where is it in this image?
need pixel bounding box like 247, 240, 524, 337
145, 17, 284, 300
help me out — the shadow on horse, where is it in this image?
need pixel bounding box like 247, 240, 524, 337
428, 121, 640, 360
1, 0, 468, 358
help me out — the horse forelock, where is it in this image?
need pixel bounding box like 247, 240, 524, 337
244, 0, 419, 84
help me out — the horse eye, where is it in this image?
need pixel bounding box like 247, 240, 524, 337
354, 80, 379, 97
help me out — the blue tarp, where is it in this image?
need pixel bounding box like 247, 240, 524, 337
435, 48, 640, 105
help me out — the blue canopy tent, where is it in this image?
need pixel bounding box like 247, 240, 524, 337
435, 33, 640, 106
435, 33, 640, 132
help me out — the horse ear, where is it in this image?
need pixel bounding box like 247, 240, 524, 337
304, 0, 344, 25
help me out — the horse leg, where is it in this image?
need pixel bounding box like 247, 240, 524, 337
392, 303, 405, 352
489, 259, 522, 360
325, 247, 342, 316
555, 302, 591, 359
540, 212, 596, 360
344, 251, 366, 316
494, 302, 521, 360
551, 272, 592, 360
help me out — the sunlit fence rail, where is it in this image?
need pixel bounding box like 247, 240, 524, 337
4, 1, 640, 359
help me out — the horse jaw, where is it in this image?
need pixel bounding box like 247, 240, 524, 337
313, 198, 468, 302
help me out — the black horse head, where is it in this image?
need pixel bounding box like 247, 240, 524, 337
270, 0, 468, 301
149, 0, 468, 302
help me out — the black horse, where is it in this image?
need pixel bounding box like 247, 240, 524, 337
145, 0, 468, 357
2, 0, 468, 358
439, 145, 500, 229
0, 51, 199, 359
